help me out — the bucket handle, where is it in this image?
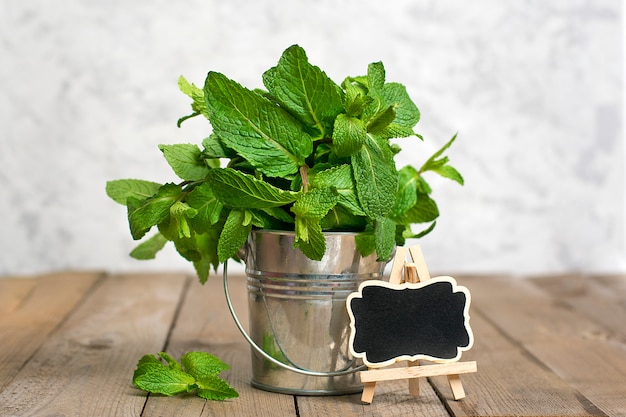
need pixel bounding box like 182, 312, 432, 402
223, 261, 366, 377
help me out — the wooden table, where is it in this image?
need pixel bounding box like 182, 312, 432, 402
0, 271, 625, 416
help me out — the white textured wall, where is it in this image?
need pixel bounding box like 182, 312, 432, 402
1, 0, 623, 277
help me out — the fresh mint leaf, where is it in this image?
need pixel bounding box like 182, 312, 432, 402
351, 135, 398, 219
355, 229, 376, 257
127, 183, 182, 240
159, 352, 183, 370
106, 179, 162, 205
374, 217, 395, 261
294, 216, 326, 260
332, 114, 366, 157
291, 187, 339, 219
186, 182, 223, 233
169, 201, 198, 239
394, 192, 439, 224
195, 375, 239, 401
419, 134, 460, 176
178, 75, 208, 125
132, 354, 195, 396
311, 165, 365, 216
403, 221, 437, 239
374, 123, 418, 140
390, 166, 419, 218
201, 134, 235, 159
321, 205, 367, 230
342, 78, 373, 117
367, 62, 386, 92
159, 143, 210, 181
181, 352, 230, 381
132, 352, 238, 401
217, 210, 252, 262
129, 232, 168, 260
263, 44, 344, 139
196, 229, 221, 284
206, 168, 299, 209
366, 105, 396, 134
204, 71, 312, 177
381, 82, 420, 128
432, 164, 464, 185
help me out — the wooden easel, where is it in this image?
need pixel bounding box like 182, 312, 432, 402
359, 246, 477, 404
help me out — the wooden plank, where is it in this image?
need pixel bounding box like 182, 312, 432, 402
428, 305, 605, 417
458, 275, 622, 416
142, 272, 297, 417
0, 277, 36, 317
296, 378, 451, 417
531, 273, 626, 341
0, 272, 187, 417
0, 271, 102, 390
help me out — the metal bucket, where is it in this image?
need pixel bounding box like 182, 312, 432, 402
223, 230, 388, 395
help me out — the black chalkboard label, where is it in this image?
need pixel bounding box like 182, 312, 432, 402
347, 277, 473, 367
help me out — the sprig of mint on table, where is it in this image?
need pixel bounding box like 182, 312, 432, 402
132, 352, 238, 401
106, 44, 463, 284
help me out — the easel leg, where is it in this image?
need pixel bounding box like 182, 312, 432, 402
361, 382, 376, 404
447, 374, 466, 400
408, 360, 420, 396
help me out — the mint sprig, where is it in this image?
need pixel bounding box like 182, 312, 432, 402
107, 44, 463, 282
132, 352, 238, 401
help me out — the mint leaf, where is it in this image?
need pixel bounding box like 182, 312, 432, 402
132, 352, 238, 401
355, 229, 376, 257
206, 168, 299, 209
420, 133, 462, 182
177, 75, 208, 125
132, 354, 195, 396
202, 134, 235, 159
217, 210, 252, 262
130, 232, 168, 260
195, 375, 239, 401
159, 143, 210, 181
404, 221, 437, 239
169, 201, 198, 239
181, 352, 230, 380
381, 82, 420, 128
395, 192, 439, 224
374, 217, 395, 261
186, 182, 223, 233
159, 352, 183, 370
106, 179, 161, 205
366, 105, 396, 134
311, 164, 365, 216
294, 217, 326, 260
390, 166, 419, 218
127, 183, 182, 240
351, 135, 398, 219
291, 187, 339, 219
332, 114, 366, 157
367, 62, 386, 92
342, 79, 373, 117
432, 164, 464, 185
204, 71, 313, 177
321, 205, 367, 230
263, 44, 344, 139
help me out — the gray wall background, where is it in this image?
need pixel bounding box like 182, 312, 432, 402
1, 0, 624, 277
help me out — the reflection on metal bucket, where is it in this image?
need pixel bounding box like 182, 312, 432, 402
243, 230, 388, 395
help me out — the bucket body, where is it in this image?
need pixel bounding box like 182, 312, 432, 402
243, 230, 388, 395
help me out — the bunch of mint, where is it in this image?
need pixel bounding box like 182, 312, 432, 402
132, 352, 238, 401
106, 44, 462, 284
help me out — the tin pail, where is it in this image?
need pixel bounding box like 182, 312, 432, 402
223, 230, 388, 395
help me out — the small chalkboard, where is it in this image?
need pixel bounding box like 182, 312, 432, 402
347, 277, 473, 368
